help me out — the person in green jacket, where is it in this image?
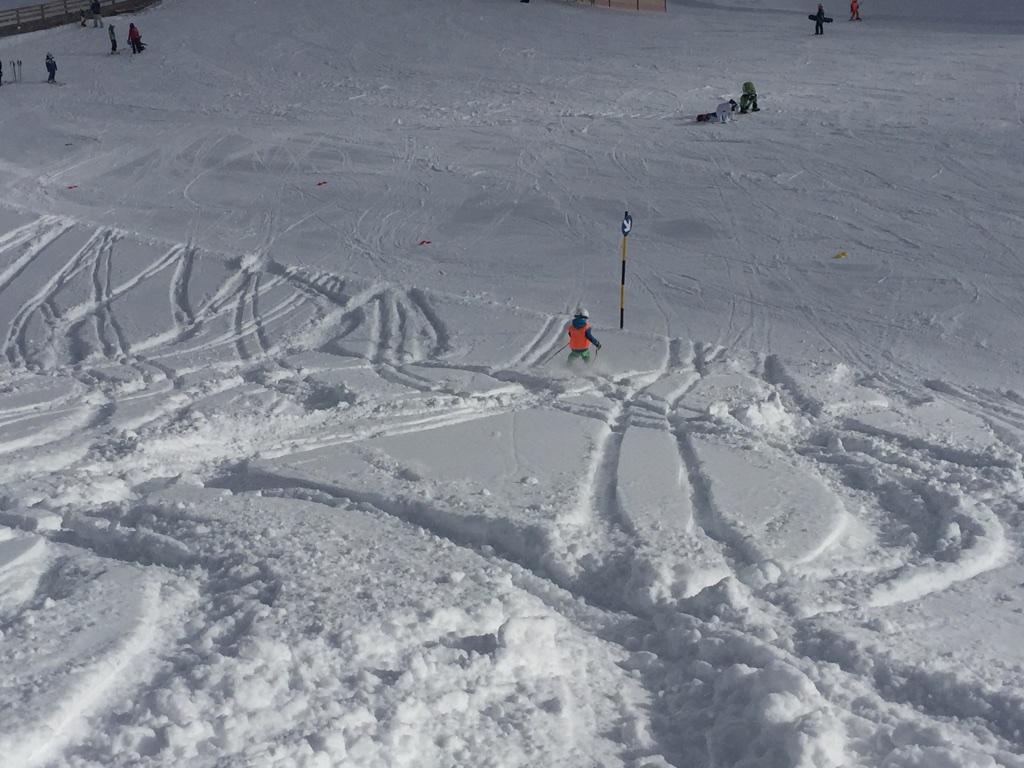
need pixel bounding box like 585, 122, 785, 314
740, 81, 759, 114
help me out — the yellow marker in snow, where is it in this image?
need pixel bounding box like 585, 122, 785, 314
833, 251, 848, 260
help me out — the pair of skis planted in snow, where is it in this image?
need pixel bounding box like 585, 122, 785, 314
5, 60, 23, 83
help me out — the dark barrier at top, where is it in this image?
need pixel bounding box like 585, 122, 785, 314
0, 0, 161, 38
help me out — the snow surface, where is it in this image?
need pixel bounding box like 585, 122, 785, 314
1, 0, 1024, 766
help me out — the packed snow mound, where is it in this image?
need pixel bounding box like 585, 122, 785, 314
707, 661, 847, 768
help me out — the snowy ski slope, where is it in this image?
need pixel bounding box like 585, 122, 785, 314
1, 0, 1024, 766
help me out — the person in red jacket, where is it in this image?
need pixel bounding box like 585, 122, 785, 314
128, 23, 144, 54
850, 0, 861, 20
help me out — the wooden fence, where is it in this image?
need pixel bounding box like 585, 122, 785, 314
594, 0, 667, 11
568, 0, 666, 11
0, 0, 160, 38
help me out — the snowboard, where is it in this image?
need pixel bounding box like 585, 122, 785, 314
808, 14, 834, 22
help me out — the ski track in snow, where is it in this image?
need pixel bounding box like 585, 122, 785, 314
0, 215, 1022, 766
3, 0, 1024, 763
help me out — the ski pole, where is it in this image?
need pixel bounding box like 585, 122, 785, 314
539, 342, 569, 366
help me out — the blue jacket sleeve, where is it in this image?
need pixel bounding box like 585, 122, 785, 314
586, 328, 600, 347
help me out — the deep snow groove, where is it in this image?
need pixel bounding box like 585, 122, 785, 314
251, 273, 272, 354
406, 287, 452, 356
588, 403, 634, 537
233, 273, 255, 361
90, 232, 129, 360
0, 216, 75, 296
671, 425, 759, 571
215, 463, 644, 620
661, 352, 757, 573
0, 217, 464, 374
798, 625, 1024, 748
171, 246, 196, 327
4, 227, 109, 366
515, 313, 566, 368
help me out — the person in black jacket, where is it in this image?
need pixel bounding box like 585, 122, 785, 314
46, 53, 57, 84
814, 4, 826, 34
90, 0, 102, 27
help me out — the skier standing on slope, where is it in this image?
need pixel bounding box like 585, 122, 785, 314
813, 4, 827, 34
45, 53, 56, 84
849, 0, 861, 20
566, 307, 601, 364
108, 24, 117, 54
90, 0, 102, 27
128, 23, 144, 54
1, 61, 3, 88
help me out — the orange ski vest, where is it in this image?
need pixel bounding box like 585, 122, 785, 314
568, 323, 591, 351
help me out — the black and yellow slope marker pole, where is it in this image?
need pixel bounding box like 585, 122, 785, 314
619, 211, 632, 329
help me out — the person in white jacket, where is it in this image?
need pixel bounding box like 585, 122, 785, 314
697, 99, 738, 123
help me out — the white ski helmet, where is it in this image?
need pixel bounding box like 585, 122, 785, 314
575, 306, 589, 319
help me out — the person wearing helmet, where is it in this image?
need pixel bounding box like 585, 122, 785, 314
567, 307, 601, 364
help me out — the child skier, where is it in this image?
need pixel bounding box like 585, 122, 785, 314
849, 0, 861, 20
697, 99, 737, 123
45, 53, 56, 84
108, 24, 117, 54
739, 82, 759, 114
566, 307, 601, 364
